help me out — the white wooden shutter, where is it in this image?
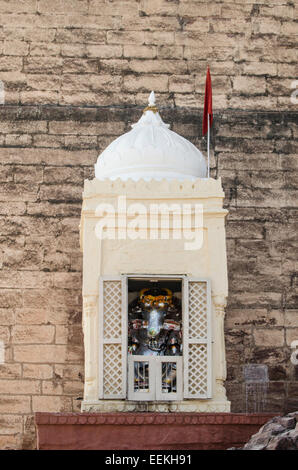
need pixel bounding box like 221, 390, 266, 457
99, 276, 127, 399
155, 356, 183, 402
128, 355, 183, 402
128, 355, 156, 401
183, 278, 212, 399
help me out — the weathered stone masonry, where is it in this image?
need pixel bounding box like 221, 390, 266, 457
0, 0, 297, 450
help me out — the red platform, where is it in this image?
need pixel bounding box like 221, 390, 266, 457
35, 412, 277, 450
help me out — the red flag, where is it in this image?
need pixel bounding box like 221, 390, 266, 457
202, 66, 213, 136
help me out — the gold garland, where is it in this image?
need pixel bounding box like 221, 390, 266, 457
143, 105, 158, 113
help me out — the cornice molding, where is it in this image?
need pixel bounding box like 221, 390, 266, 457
83, 177, 225, 199
35, 412, 277, 426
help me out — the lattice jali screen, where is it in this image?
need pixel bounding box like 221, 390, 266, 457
188, 344, 208, 396
100, 278, 125, 399
103, 280, 122, 339
184, 279, 211, 399
189, 281, 207, 339
103, 344, 123, 396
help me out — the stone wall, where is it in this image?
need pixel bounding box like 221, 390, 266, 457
0, 0, 296, 110
0, 0, 297, 450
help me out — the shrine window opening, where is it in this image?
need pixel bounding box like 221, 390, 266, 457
99, 274, 212, 402
127, 276, 183, 401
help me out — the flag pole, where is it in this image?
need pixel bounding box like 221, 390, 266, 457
207, 113, 210, 178
203, 65, 212, 178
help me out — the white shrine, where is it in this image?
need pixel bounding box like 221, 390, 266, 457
80, 92, 230, 413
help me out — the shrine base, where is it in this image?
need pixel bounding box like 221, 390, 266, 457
35, 412, 277, 450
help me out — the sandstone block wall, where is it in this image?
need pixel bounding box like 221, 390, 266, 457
0, 0, 297, 449
0, 0, 296, 109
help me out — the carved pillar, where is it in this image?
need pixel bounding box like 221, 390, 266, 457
213, 295, 228, 401
83, 295, 98, 401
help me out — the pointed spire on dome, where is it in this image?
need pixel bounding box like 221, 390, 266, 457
143, 90, 158, 114
148, 90, 156, 106
133, 92, 168, 129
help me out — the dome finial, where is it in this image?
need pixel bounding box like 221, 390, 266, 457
143, 90, 158, 114
148, 91, 155, 106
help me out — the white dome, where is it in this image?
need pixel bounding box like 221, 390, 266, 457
95, 92, 207, 181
